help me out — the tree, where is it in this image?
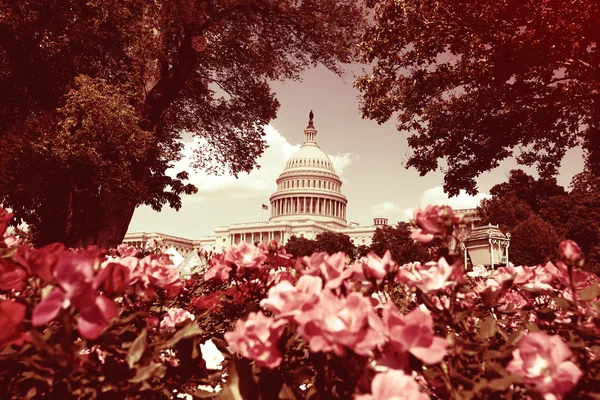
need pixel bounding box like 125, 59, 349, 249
508, 216, 560, 266
355, 0, 600, 196
541, 191, 600, 273
314, 231, 356, 259
354, 245, 371, 260
478, 195, 535, 232
369, 223, 430, 264
489, 170, 566, 214
0, 0, 366, 247
284, 235, 317, 259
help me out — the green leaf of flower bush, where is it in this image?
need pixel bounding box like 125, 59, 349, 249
128, 362, 167, 383
487, 374, 522, 391
579, 284, 599, 301
126, 328, 147, 369
477, 316, 497, 340
155, 322, 203, 351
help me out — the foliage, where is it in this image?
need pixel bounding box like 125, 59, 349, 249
355, 0, 600, 195
478, 194, 535, 232
479, 170, 599, 274
314, 231, 356, 260
2, 206, 600, 399
369, 222, 430, 264
285, 232, 357, 261
541, 192, 600, 275
0, 0, 367, 247
285, 235, 318, 258
508, 215, 560, 266
488, 170, 566, 214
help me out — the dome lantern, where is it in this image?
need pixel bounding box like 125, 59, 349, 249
304, 110, 317, 144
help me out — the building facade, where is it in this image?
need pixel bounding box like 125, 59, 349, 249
124, 112, 385, 254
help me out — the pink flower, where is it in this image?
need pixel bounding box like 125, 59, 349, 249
559, 240, 583, 263
398, 258, 462, 293
94, 262, 131, 296
139, 255, 182, 297
0, 207, 14, 237
355, 369, 430, 400
295, 292, 385, 356
204, 255, 232, 282
224, 312, 287, 369
0, 258, 28, 291
411, 205, 461, 243
302, 252, 346, 280
160, 308, 195, 331
507, 332, 583, 399
497, 291, 528, 312
0, 300, 29, 348
31, 252, 118, 340
362, 251, 395, 283
381, 305, 447, 365
260, 275, 322, 318
550, 261, 590, 290
77, 296, 119, 340
224, 241, 267, 274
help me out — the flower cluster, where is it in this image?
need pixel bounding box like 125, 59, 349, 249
1, 205, 598, 400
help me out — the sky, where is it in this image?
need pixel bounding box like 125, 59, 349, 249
127, 66, 585, 239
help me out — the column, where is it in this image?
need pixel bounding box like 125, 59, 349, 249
252, 232, 255, 243
303, 197, 307, 214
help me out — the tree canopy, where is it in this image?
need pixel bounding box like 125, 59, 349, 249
284, 235, 318, 259
356, 0, 600, 195
369, 222, 430, 264
478, 169, 599, 274
0, 0, 366, 247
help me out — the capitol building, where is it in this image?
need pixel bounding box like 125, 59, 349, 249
124, 112, 387, 255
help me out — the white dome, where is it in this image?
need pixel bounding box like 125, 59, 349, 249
268, 111, 348, 226
283, 144, 337, 174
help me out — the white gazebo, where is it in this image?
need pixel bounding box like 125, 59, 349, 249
463, 224, 510, 269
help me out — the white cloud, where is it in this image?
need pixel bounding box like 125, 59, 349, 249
330, 153, 360, 182
401, 186, 491, 220
169, 125, 358, 200
371, 186, 491, 223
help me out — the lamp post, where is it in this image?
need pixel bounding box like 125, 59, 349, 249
463, 224, 510, 269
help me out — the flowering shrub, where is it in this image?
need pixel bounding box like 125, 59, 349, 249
1, 205, 599, 399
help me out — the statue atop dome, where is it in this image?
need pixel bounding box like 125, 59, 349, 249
307, 109, 315, 129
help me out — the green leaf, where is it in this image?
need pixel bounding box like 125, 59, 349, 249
553, 297, 570, 310
487, 374, 522, 391
579, 284, 599, 301
128, 362, 167, 384
477, 316, 497, 340
126, 328, 147, 369
156, 322, 203, 351
219, 362, 243, 400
